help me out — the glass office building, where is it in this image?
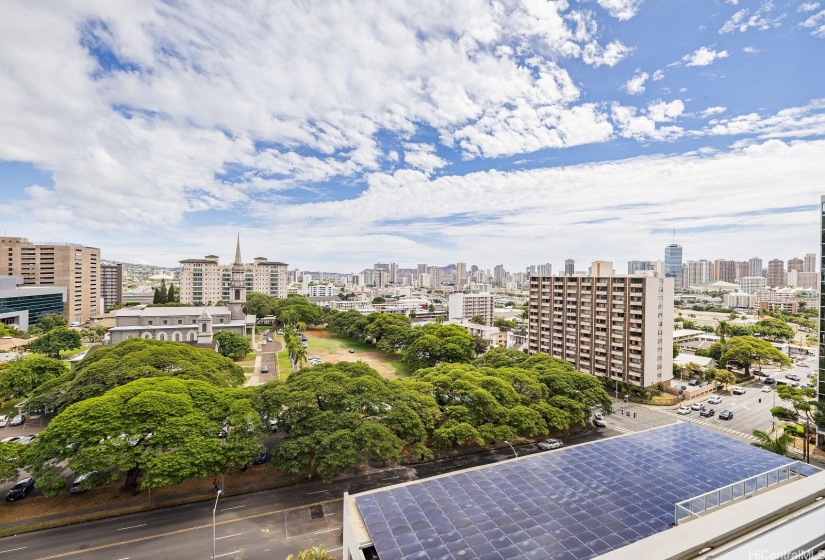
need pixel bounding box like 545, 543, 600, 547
0, 276, 66, 331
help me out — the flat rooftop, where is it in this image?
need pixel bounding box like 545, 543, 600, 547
352, 424, 818, 560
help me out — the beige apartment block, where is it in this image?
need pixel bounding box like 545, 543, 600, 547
528, 275, 674, 388
179, 254, 288, 305
0, 236, 99, 325
448, 292, 494, 327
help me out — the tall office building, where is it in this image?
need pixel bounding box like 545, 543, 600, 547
179, 240, 287, 305
100, 263, 123, 313
416, 264, 427, 280
0, 236, 100, 325
429, 266, 441, 288
0, 275, 66, 331
664, 244, 683, 292
766, 259, 785, 287
455, 262, 467, 287
804, 252, 817, 273
713, 259, 737, 283
627, 260, 653, 275
787, 257, 803, 273
564, 259, 574, 276
818, 196, 825, 443
493, 264, 505, 285
748, 257, 763, 277
528, 274, 673, 387
389, 263, 398, 284
734, 260, 750, 280
470, 264, 478, 274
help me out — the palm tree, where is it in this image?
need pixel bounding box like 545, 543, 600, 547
751, 429, 793, 456
286, 337, 307, 372
280, 308, 301, 329
716, 320, 733, 343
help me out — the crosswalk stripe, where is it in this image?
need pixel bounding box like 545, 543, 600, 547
650, 408, 756, 440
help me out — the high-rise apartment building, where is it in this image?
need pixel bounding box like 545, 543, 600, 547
448, 292, 494, 327
664, 244, 683, 292
179, 241, 287, 305
766, 259, 785, 287
455, 262, 467, 287
564, 259, 574, 276
0, 236, 100, 325
748, 257, 763, 277
493, 264, 505, 285
429, 266, 441, 288
804, 252, 817, 273
713, 259, 737, 283
100, 263, 123, 313
818, 196, 825, 442
734, 261, 750, 280
590, 261, 613, 276
416, 264, 427, 280
389, 263, 398, 284
787, 257, 803, 273
683, 260, 713, 288
738, 276, 767, 294
528, 274, 673, 387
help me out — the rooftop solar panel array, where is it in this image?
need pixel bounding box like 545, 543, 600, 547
355, 423, 814, 560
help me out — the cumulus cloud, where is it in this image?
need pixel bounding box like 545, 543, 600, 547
743, 46, 761, 54
800, 10, 825, 37
682, 46, 730, 66
611, 99, 685, 140
582, 40, 634, 67
402, 144, 449, 174
720, 2, 785, 33
700, 106, 727, 117
651, 69, 665, 81
623, 71, 649, 94
799, 3, 820, 12
597, 0, 644, 21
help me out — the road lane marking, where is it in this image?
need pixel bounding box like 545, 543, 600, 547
34, 498, 343, 560
117, 524, 146, 531
0, 548, 27, 554
307, 490, 325, 494
314, 528, 338, 534
328, 548, 343, 553
216, 533, 242, 540
214, 551, 241, 558
221, 505, 245, 511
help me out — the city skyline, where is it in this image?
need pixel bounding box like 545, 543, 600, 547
0, 1, 823, 269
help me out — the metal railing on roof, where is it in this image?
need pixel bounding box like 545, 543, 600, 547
674, 461, 804, 525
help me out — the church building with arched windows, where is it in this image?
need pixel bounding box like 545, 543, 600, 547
107, 238, 256, 346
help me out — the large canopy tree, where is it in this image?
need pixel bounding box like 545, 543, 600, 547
402, 323, 476, 370
0, 355, 67, 399
719, 336, 791, 375
26, 327, 81, 358
26, 338, 245, 413
214, 331, 252, 359
20, 377, 261, 496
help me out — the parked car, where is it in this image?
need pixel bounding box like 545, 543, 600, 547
593, 412, 604, 421
761, 385, 772, 393
5, 477, 35, 502
253, 448, 269, 465
690, 402, 705, 411
719, 410, 734, 420
9, 414, 24, 427
69, 471, 99, 494
763, 377, 775, 385
699, 408, 715, 418
752, 370, 766, 377
16, 435, 36, 445
0, 436, 21, 443
0, 415, 8, 428
687, 379, 699, 386
677, 406, 691, 415
267, 337, 273, 342
538, 439, 564, 450
798, 362, 810, 368
707, 396, 722, 405
299, 335, 307, 341
348, 348, 355, 353
593, 418, 607, 428
785, 373, 800, 381
261, 366, 269, 373
732, 387, 746, 395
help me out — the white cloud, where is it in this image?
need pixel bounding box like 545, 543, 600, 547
611, 99, 685, 140
623, 71, 649, 94
597, 0, 644, 21
402, 144, 449, 174
651, 69, 665, 81
743, 46, 761, 54
800, 10, 825, 37
700, 106, 727, 117
582, 40, 634, 67
799, 3, 820, 13
704, 99, 825, 138
682, 46, 730, 66
720, 2, 785, 34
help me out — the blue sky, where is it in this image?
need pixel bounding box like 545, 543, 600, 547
1, 0, 824, 271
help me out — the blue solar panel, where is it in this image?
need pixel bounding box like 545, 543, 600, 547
354, 423, 819, 560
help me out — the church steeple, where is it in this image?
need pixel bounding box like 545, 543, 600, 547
229, 236, 246, 321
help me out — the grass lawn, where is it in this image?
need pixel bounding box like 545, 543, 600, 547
304, 328, 411, 378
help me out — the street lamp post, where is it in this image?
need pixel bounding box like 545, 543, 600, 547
503, 440, 517, 459
212, 489, 222, 560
